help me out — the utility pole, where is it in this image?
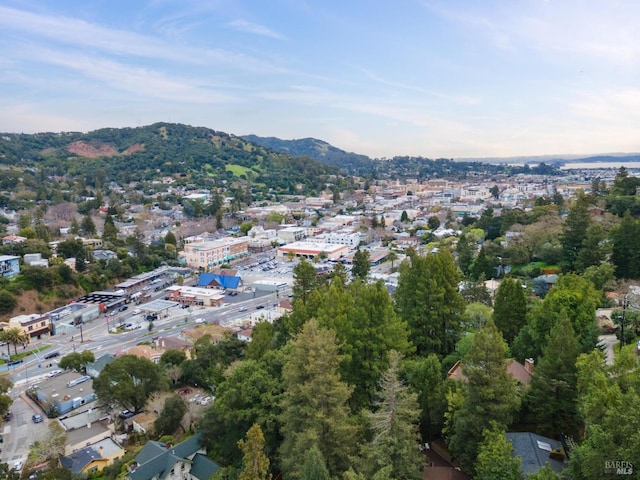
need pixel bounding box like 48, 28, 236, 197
620, 295, 628, 352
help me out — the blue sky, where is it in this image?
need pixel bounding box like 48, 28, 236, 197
1, 0, 640, 159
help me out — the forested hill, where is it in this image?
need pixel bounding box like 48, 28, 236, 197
242, 134, 372, 172
241, 134, 563, 179
0, 123, 350, 196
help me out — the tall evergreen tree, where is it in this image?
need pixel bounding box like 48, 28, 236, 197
404, 354, 446, 441
456, 233, 474, 276
279, 320, 356, 479
292, 258, 320, 306
299, 447, 330, 480
395, 250, 465, 357
492, 278, 527, 345
317, 280, 411, 409
524, 314, 580, 438
80, 213, 96, 236
447, 320, 520, 473
470, 245, 496, 281
362, 351, 423, 480
102, 213, 118, 243
238, 423, 272, 480
560, 193, 591, 272
352, 249, 371, 281
574, 223, 607, 273
69, 217, 80, 235
610, 211, 640, 279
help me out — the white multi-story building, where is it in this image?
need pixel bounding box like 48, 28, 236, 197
310, 230, 362, 249
277, 226, 306, 243
183, 237, 249, 270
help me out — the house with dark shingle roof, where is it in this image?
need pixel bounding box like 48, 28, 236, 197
506, 432, 568, 476
127, 433, 220, 480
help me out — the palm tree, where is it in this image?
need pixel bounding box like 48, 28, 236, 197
387, 250, 398, 269
4, 327, 27, 356
0, 329, 11, 358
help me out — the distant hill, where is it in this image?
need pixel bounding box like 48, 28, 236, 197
0, 123, 351, 196
241, 134, 372, 172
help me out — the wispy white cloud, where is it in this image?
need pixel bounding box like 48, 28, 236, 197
0, 5, 285, 73
20, 46, 239, 104
227, 19, 286, 40
424, 1, 640, 66
357, 67, 480, 105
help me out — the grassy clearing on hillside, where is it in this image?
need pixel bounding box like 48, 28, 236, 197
225, 164, 252, 177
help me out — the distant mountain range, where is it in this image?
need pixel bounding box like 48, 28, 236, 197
241, 134, 372, 171
243, 134, 640, 169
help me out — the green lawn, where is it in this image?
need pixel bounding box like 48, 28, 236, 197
225, 164, 252, 177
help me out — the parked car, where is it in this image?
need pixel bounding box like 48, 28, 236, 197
3, 411, 12, 422
119, 410, 134, 419
13, 459, 23, 471
32, 414, 43, 423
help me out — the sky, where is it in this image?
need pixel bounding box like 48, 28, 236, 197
1, 0, 640, 159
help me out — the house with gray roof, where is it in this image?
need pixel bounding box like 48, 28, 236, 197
506, 431, 568, 477
127, 433, 219, 480
60, 437, 124, 475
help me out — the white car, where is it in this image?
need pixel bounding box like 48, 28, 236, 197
239, 306, 248, 312
48, 369, 63, 378
13, 459, 23, 471
132, 309, 142, 315
194, 318, 206, 324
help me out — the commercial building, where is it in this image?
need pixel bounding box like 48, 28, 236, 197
8, 313, 51, 341
183, 237, 249, 270
277, 241, 349, 261
165, 285, 225, 307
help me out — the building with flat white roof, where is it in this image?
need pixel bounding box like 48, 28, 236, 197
165, 285, 225, 307
277, 241, 348, 261
277, 226, 306, 243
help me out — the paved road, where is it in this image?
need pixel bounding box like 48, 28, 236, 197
1, 283, 292, 468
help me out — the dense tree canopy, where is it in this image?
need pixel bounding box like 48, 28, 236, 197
395, 250, 465, 357
93, 355, 166, 413
279, 320, 356, 479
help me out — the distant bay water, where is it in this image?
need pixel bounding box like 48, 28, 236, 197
560, 162, 640, 170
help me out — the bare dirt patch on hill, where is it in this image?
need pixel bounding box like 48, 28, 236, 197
67, 141, 145, 158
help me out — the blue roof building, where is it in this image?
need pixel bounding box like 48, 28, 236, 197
196, 273, 241, 290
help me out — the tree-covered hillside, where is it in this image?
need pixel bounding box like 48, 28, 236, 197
242, 134, 562, 179
242, 134, 372, 172
0, 123, 351, 196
